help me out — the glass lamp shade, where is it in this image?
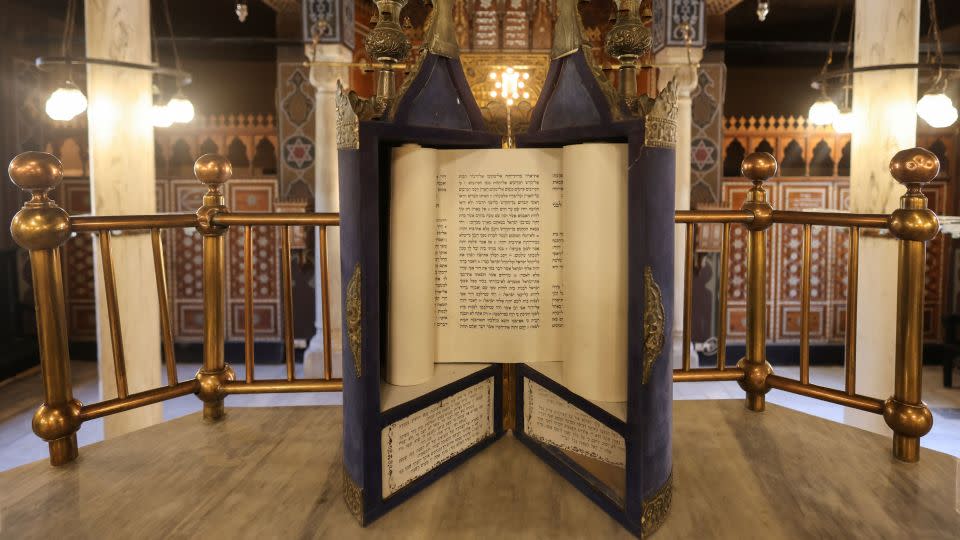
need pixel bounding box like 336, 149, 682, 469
45, 84, 88, 121
917, 92, 958, 128
152, 104, 174, 128
167, 94, 195, 123
832, 110, 855, 134
808, 97, 839, 126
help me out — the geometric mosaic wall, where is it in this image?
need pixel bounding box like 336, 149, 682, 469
711, 119, 956, 344
277, 62, 318, 201
690, 62, 726, 205
55, 177, 283, 344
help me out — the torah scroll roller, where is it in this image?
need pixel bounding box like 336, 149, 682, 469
387, 144, 438, 386
561, 143, 629, 402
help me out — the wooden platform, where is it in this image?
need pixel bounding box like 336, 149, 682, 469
0, 400, 957, 539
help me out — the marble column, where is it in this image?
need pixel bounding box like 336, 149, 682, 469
656, 46, 703, 369
85, 0, 162, 436
843, 0, 919, 434
303, 44, 353, 379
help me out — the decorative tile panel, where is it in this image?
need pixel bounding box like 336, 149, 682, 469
652, 0, 706, 53
56, 177, 283, 344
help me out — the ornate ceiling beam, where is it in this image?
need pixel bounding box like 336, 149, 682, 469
706, 0, 742, 15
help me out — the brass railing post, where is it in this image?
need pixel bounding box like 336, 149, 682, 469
883, 148, 939, 462
193, 154, 236, 420
8, 152, 82, 465
737, 152, 777, 412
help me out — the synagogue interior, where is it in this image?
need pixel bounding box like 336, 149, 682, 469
0, 0, 958, 537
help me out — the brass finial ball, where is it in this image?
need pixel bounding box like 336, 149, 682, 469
889, 147, 939, 186
741, 152, 778, 182
8, 152, 63, 193
194, 154, 233, 186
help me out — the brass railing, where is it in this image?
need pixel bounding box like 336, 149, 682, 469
9, 153, 341, 466
674, 149, 940, 463
9, 147, 940, 466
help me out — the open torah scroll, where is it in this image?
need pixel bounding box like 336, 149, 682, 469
389, 143, 628, 402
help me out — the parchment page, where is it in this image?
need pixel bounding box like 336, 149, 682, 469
560, 143, 629, 402
523, 378, 626, 467
435, 148, 563, 363
387, 144, 438, 385
381, 377, 494, 497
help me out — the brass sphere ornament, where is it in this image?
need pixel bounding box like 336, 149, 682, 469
194, 153, 233, 186
741, 152, 777, 230
888, 147, 941, 242
741, 152, 778, 183
32, 400, 82, 442
735, 358, 773, 396
889, 147, 939, 186
882, 398, 933, 439
8, 151, 64, 194
8, 151, 71, 251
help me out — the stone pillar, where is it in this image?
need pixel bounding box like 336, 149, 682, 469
656, 46, 703, 369
85, 0, 162, 436
303, 44, 353, 379
843, 0, 919, 434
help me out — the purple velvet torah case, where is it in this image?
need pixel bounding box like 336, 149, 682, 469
335, 12, 676, 536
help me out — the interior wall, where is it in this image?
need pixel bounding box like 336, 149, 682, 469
724, 66, 823, 118
176, 58, 278, 116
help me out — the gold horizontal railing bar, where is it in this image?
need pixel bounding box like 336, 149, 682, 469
770, 210, 889, 228
72, 214, 197, 231
212, 213, 340, 226
674, 210, 754, 223
79, 380, 199, 421
766, 374, 883, 414
673, 368, 745, 382
223, 379, 343, 393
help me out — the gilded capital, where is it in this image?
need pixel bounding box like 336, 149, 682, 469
644, 80, 679, 148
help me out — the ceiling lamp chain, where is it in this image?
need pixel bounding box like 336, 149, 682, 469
44, 0, 87, 122
160, 0, 195, 125
807, 0, 843, 127
917, 0, 957, 128
809, 0, 958, 131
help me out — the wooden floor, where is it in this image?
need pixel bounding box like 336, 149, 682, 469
0, 401, 957, 539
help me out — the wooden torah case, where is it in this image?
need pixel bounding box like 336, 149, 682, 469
336, 0, 676, 535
